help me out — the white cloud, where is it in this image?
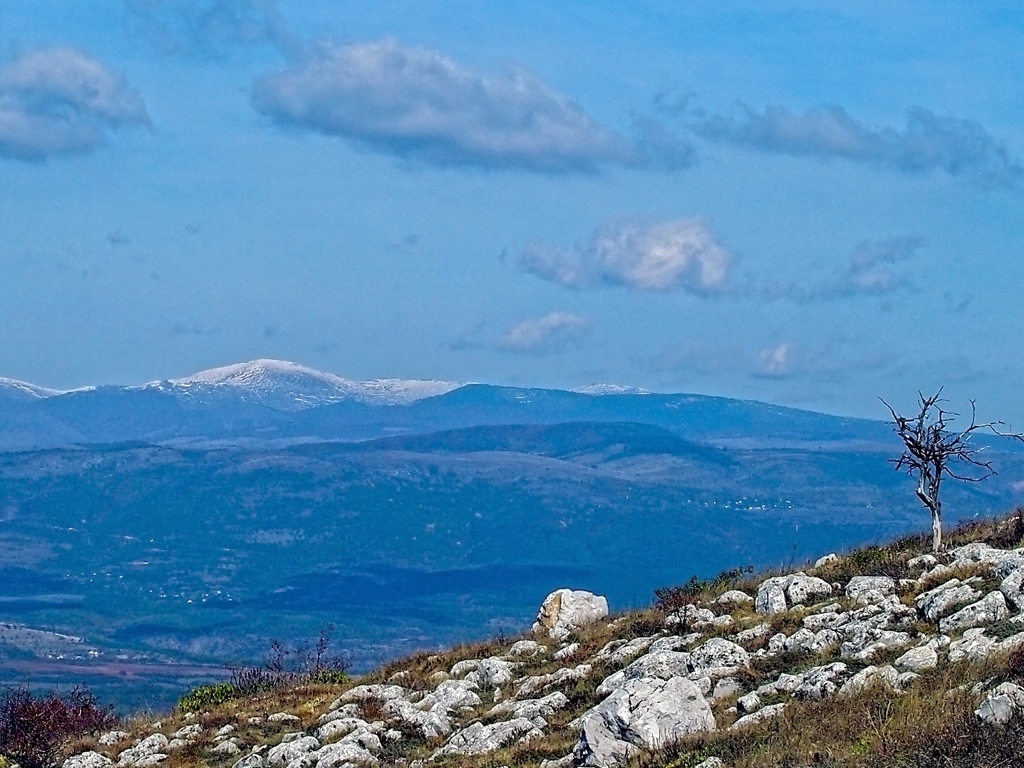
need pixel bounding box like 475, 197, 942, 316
518, 217, 732, 293
690, 103, 1022, 185
755, 343, 794, 378
0, 48, 149, 161
764, 237, 922, 303
251, 39, 691, 172
498, 312, 590, 354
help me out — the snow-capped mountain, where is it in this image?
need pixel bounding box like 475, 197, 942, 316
572, 383, 652, 396
0, 378, 60, 402
156, 359, 464, 411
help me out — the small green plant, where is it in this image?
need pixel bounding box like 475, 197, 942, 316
177, 682, 236, 713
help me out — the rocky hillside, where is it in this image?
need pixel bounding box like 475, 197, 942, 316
42, 516, 1024, 768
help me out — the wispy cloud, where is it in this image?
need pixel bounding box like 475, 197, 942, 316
0, 48, 150, 162
251, 39, 691, 172
518, 217, 732, 293
755, 343, 794, 378
123, 0, 299, 57
497, 312, 590, 354
689, 102, 1022, 185
765, 237, 922, 303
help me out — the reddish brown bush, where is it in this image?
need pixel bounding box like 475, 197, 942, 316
0, 686, 116, 768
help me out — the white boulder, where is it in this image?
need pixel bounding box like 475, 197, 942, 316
533, 589, 609, 640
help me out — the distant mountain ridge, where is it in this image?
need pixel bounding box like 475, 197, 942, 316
0, 359, 893, 451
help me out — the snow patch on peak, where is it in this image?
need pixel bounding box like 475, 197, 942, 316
0, 378, 60, 401
165, 359, 463, 409
572, 383, 651, 396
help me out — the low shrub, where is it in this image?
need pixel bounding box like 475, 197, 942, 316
654, 567, 754, 611
0, 686, 116, 768
178, 627, 350, 713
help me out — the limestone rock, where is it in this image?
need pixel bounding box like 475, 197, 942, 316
533, 589, 609, 640
714, 589, 753, 605
915, 579, 983, 622
731, 703, 785, 729
554, 643, 580, 661
230, 755, 268, 768
939, 591, 1008, 633
689, 638, 750, 675
574, 677, 715, 767
64, 753, 113, 768
117, 735, 169, 768
838, 665, 899, 698
465, 657, 516, 688
266, 736, 320, 767
976, 682, 1024, 725
1000, 568, 1024, 611
846, 576, 896, 605
596, 651, 692, 696
785, 573, 833, 605
893, 645, 938, 673
793, 662, 848, 700
267, 712, 301, 724
509, 640, 547, 657
211, 742, 241, 757
490, 692, 570, 721
814, 553, 839, 568
310, 741, 379, 768
432, 718, 542, 758
417, 679, 482, 713
516, 664, 592, 698
382, 699, 451, 739
340, 685, 408, 704
755, 577, 788, 615
450, 660, 480, 678
736, 691, 761, 713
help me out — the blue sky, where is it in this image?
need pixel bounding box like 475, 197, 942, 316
2, 1, 1023, 421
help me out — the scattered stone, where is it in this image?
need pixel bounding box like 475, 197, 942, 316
63, 753, 113, 768
737, 691, 761, 713
731, 703, 786, 729
755, 577, 788, 615
418, 679, 482, 712
432, 718, 542, 758
714, 589, 753, 605
230, 755, 267, 768
793, 662, 849, 700
517, 664, 593, 698
735, 623, 770, 643
693, 759, 724, 768
939, 591, 1009, 633
916, 579, 983, 622
838, 665, 899, 698
465, 657, 516, 688
211, 742, 241, 757
814, 553, 839, 568
533, 589, 609, 640
976, 682, 1024, 725
117, 735, 169, 768
450, 660, 481, 678
846, 576, 896, 605
266, 711, 301, 724
894, 645, 938, 673
594, 636, 659, 665
574, 677, 715, 767
509, 640, 547, 657
266, 736, 320, 767
383, 700, 452, 739
554, 643, 580, 661
1000, 568, 1024, 611
490, 692, 570, 721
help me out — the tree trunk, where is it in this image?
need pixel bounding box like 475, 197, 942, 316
931, 507, 942, 552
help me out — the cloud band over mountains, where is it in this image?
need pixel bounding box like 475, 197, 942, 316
0, 48, 149, 161
252, 39, 691, 172
518, 217, 733, 293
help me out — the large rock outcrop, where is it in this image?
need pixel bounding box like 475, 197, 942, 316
533, 589, 609, 640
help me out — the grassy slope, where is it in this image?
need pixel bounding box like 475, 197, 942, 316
34, 511, 1024, 768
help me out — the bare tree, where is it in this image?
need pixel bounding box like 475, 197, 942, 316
881, 390, 1023, 552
